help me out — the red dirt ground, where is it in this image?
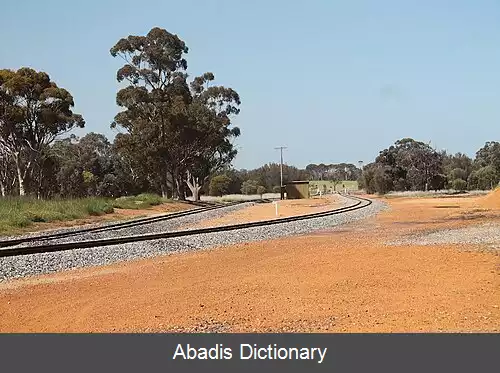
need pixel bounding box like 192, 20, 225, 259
0, 193, 498, 333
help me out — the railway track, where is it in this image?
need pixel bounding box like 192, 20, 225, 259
0, 200, 245, 249
0, 195, 371, 258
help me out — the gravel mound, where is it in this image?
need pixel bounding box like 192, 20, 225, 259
385, 190, 489, 198
481, 188, 500, 209
388, 222, 500, 252
0, 197, 387, 281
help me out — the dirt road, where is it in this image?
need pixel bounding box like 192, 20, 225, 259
189, 196, 342, 228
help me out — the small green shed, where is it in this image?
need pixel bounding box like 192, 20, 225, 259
285, 181, 310, 199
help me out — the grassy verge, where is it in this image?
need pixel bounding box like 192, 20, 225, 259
0, 193, 172, 236
0, 197, 115, 235
112, 193, 170, 209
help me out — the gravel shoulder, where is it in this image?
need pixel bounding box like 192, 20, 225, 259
388, 222, 500, 253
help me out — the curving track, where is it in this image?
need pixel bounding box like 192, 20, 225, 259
0, 194, 371, 258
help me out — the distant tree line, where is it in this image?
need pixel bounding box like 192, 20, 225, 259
208, 163, 311, 196
359, 138, 500, 194
305, 163, 362, 184
207, 163, 361, 196
2, 29, 497, 200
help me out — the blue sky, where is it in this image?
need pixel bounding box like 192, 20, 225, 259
1, 0, 499, 169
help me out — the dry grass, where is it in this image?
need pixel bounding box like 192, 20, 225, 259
0, 197, 114, 235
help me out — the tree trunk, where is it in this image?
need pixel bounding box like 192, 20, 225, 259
37, 166, 43, 199
167, 171, 176, 199
185, 171, 202, 201
0, 181, 4, 197
167, 168, 178, 200
14, 154, 25, 196
160, 183, 168, 198
191, 185, 200, 201
176, 177, 186, 201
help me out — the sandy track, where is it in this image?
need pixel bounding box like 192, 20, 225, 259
189, 196, 343, 228
0, 194, 498, 332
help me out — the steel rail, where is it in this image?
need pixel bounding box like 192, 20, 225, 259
0, 195, 371, 258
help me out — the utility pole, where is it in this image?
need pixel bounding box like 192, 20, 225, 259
275, 146, 287, 200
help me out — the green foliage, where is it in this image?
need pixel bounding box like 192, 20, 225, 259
361, 166, 376, 193
467, 166, 499, 190
474, 141, 500, 173
256, 185, 266, 196
360, 140, 500, 193
236, 163, 309, 193
449, 168, 468, 182
357, 174, 365, 190
82, 170, 95, 184
110, 27, 241, 201
209, 175, 232, 196
0, 68, 84, 196
361, 138, 443, 193
305, 163, 361, 181
362, 139, 500, 193
113, 193, 166, 209
0, 197, 114, 235
451, 179, 467, 191
86, 199, 114, 216
135, 193, 163, 205
8, 215, 32, 228
373, 166, 394, 194
309, 180, 358, 192
442, 153, 473, 184
241, 180, 259, 195
429, 174, 447, 191
272, 185, 281, 193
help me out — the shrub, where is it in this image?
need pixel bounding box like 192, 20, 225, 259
113, 193, 165, 209
451, 178, 467, 191
449, 168, 467, 181
10, 215, 32, 228
241, 180, 259, 195
209, 175, 232, 196
373, 166, 393, 194
97, 174, 120, 197
85, 198, 114, 216
136, 193, 163, 205
468, 166, 499, 190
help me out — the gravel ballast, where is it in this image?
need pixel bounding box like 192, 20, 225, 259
388, 222, 500, 252
0, 196, 386, 281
